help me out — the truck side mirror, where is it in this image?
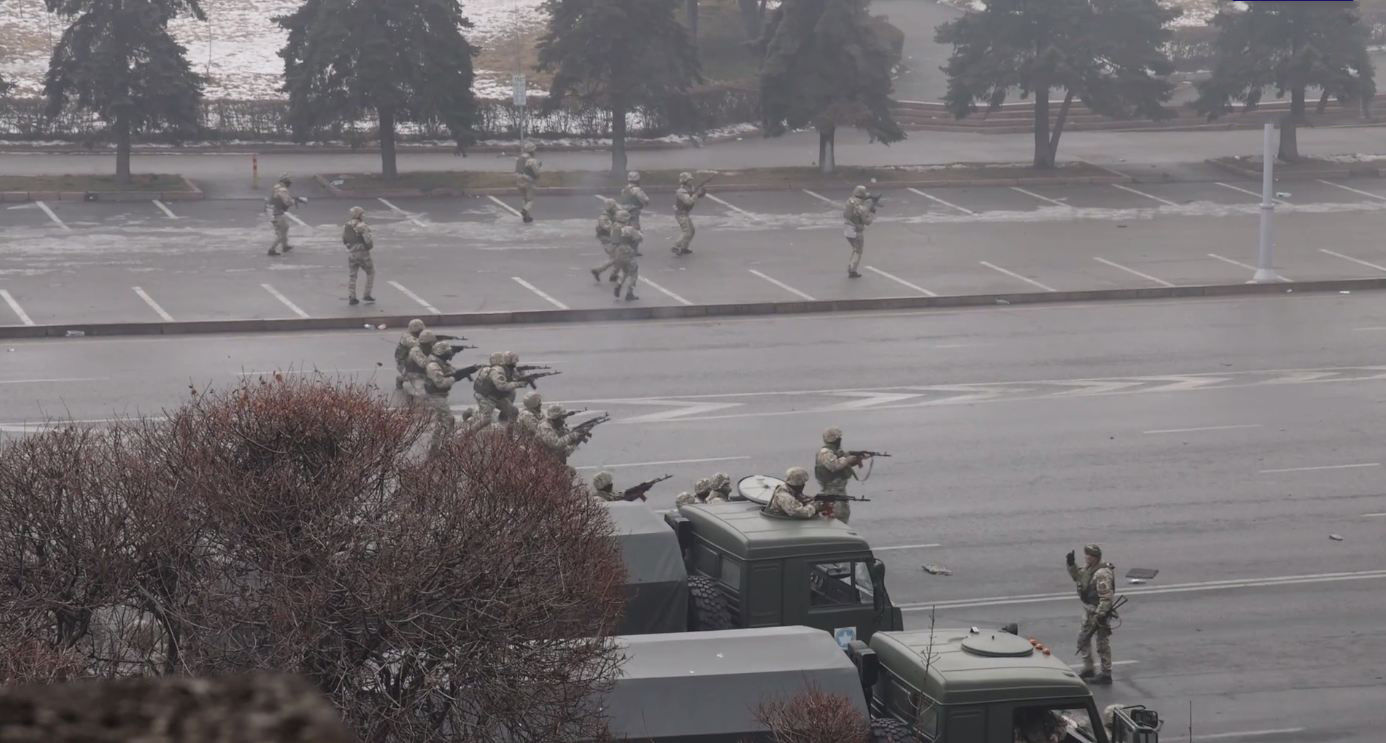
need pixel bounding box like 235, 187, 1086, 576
869, 560, 887, 612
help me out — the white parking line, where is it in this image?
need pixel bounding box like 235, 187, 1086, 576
1092, 257, 1175, 287
574, 455, 752, 470
705, 193, 758, 218
0, 290, 35, 326
1207, 253, 1292, 282
1361, 512, 1386, 518
1111, 183, 1178, 207
1167, 728, 1306, 742
907, 187, 975, 215
286, 212, 310, 229
511, 276, 569, 310
865, 266, 937, 296
1144, 424, 1260, 435
979, 261, 1056, 292
488, 194, 524, 218
1317, 179, 1386, 201
1319, 248, 1386, 273
801, 188, 838, 207
874, 543, 942, 552
639, 277, 693, 306
748, 269, 815, 300
1259, 462, 1379, 474
131, 287, 174, 322
1010, 186, 1068, 207
260, 283, 310, 318
1216, 181, 1287, 203
152, 199, 178, 219
377, 197, 426, 227
388, 280, 441, 314
34, 200, 70, 231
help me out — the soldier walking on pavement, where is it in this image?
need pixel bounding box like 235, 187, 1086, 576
1067, 544, 1116, 685
620, 171, 650, 229
671, 172, 706, 256
515, 141, 541, 223
765, 467, 822, 520
267, 174, 305, 256
342, 206, 375, 305
591, 199, 624, 284
394, 318, 426, 389
816, 427, 867, 524
612, 210, 641, 301
842, 185, 875, 278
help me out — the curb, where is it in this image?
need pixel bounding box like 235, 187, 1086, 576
0, 176, 204, 203
1206, 157, 1383, 181
2, 278, 1377, 340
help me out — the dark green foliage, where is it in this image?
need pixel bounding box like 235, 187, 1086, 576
1195, 0, 1375, 161
538, 0, 703, 174
753, 0, 903, 174
42, 0, 206, 182
936, 0, 1177, 168
277, 0, 479, 178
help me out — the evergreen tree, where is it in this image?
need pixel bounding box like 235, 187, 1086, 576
43, 0, 206, 183
937, 0, 1177, 169
752, 0, 903, 175
538, 0, 702, 176
1195, 0, 1374, 162
277, 0, 479, 179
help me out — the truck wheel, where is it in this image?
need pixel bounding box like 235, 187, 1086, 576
869, 717, 918, 743
687, 575, 732, 631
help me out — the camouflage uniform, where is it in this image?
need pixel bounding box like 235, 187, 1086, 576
707, 472, 733, 503
675, 478, 714, 507
403, 330, 439, 400
843, 185, 875, 278
516, 391, 544, 435
765, 468, 819, 519
590, 199, 624, 283
814, 427, 862, 524
619, 171, 650, 229
473, 351, 526, 423
671, 172, 704, 256
515, 142, 540, 223
612, 211, 642, 302
589, 471, 618, 501
422, 344, 458, 444
342, 207, 375, 304
267, 175, 300, 256
394, 319, 426, 389
1068, 544, 1116, 682
537, 405, 585, 463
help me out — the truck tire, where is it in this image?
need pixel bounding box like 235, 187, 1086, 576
687, 575, 732, 631
870, 717, 918, 743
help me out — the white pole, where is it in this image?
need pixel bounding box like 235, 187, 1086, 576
1251, 122, 1281, 283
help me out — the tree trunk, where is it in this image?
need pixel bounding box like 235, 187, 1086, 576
1278, 86, 1305, 162
1032, 86, 1053, 169
686, 0, 698, 40
379, 106, 398, 179
738, 0, 762, 38
611, 98, 628, 176
818, 126, 836, 175
1047, 89, 1074, 166
115, 111, 132, 184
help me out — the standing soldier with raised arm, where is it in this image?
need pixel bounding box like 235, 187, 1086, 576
815, 427, 866, 524
671, 172, 706, 256
842, 185, 875, 279
619, 171, 650, 229
342, 206, 375, 305
515, 141, 541, 223
612, 210, 641, 302
1067, 544, 1116, 685
267, 174, 305, 256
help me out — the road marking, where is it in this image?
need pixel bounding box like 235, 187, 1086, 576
487, 194, 524, 218
1010, 186, 1069, 207
801, 188, 838, 206
1215, 181, 1287, 203
152, 199, 178, 219
511, 276, 569, 310
1319, 248, 1386, 273
286, 212, 310, 229
1143, 424, 1260, 435
874, 543, 942, 552
865, 266, 937, 296
260, 283, 310, 318
1259, 462, 1379, 474
705, 193, 757, 218
1167, 728, 1306, 742
748, 269, 815, 301
34, 200, 70, 231
1361, 512, 1386, 518
1207, 253, 1293, 282
907, 187, 975, 215
574, 455, 752, 470
0, 377, 106, 385
377, 197, 426, 227
388, 280, 440, 314
900, 568, 1386, 611
1111, 183, 1178, 207
1317, 179, 1386, 201
0, 290, 34, 326
639, 277, 693, 306
1093, 257, 1175, 287
979, 260, 1056, 292
131, 287, 174, 322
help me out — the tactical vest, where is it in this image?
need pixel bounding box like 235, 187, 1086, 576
423, 359, 451, 395
343, 221, 365, 247
814, 447, 851, 491
515, 155, 528, 175
472, 366, 500, 397
621, 186, 644, 213
843, 198, 863, 224
394, 335, 416, 365
1079, 563, 1115, 605
675, 187, 695, 213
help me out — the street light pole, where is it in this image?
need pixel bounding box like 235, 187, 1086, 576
1251, 122, 1282, 284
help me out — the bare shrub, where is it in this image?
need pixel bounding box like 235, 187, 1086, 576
755, 685, 872, 743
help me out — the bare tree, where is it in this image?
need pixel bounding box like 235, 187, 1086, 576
755, 684, 872, 743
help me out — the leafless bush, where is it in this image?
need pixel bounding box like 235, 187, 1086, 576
0, 377, 627, 742
755, 685, 871, 743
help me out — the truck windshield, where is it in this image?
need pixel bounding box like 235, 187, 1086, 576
1013, 704, 1102, 743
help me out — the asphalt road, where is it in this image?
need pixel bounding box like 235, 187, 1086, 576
2, 293, 1384, 739
6, 176, 1386, 327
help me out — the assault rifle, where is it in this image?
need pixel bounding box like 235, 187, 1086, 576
572, 414, 611, 438
812, 493, 871, 504
451, 364, 483, 382
847, 450, 891, 459
622, 474, 673, 502
560, 408, 589, 421
693, 174, 717, 193
433, 334, 467, 342
865, 193, 884, 212
516, 370, 561, 389
436, 343, 478, 359
515, 364, 553, 372
1076, 595, 1128, 653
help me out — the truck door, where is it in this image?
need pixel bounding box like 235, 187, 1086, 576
746, 561, 783, 627
803, 558, 880, 641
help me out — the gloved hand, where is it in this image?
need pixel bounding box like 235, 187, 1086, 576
1066, 550, 1076, 567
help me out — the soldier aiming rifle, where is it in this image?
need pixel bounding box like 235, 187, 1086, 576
572, 413, 611, 440
516, 370, 561, 389
622, 474, 673, 502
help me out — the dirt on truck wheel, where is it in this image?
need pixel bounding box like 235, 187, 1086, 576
687, 575, 733, 631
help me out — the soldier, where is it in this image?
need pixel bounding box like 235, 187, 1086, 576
394, 319, 427, 389
707, 472, 733, 502
612, 210, 641, 302
765, 467, 821, 520
516, 391, 544, 435
842, 185, 876, 279
675, 478, 714, 507
515, 141, 541, 223
589, 471, 618, 501
473, 351, 527, 424
537, 404, 586, 463
815, 427, 865, 524
342, 206, 375, 305
422, 339, 460, 446
671, 171, 706, 256
403, 329, 440, 401
590, 199, 624, 283
267, 174, 305, 256
1066, 544, 1116, 685
619, 171, 650, 229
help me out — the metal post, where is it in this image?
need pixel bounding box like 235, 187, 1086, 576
1251, 122, 1281, 283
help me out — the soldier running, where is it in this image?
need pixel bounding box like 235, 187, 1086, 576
342, 206, 375, 305
671, 171, 706, 256
612, 210, 641, 302
590, 198, 624, 283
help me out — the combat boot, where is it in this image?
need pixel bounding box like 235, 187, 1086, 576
624, 291, 638, 301
363, 295, 375, 303
1078, 668, 1096, 680
613, 285, 621, 298
591, 268, 602, 282
608, 272, 619, 282
349, 297, 360, 306
1091, 672, 1112, 685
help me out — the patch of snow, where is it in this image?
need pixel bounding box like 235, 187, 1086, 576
1318, 153, 1386, 163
